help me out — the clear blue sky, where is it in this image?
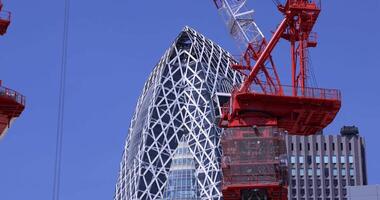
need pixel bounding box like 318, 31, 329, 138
0, 0, 379, 199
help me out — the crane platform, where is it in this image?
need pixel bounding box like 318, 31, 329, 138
0, 82, 25, 137
220, 85, 341, 135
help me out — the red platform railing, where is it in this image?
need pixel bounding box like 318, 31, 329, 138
287, 0, 321, 9
248, 84, 341, 101
0, 85, 26, 106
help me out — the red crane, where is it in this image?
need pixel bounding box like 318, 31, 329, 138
0, 1, 25, 138
213, 0, 341, 199
0, 0, 10, 35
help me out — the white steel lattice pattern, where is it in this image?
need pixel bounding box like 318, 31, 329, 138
114, 26, 242, 200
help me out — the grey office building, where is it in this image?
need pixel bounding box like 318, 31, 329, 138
347, 185, 380, 200
286, 126, 367, 200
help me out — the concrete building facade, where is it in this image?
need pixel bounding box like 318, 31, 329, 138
347, 185, 380, 200
286, 127, 367, 200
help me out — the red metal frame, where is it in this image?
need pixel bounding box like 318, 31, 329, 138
221, 127, 288, 200
0, 0, 11, 35
0, 2, 24, 137
217, 1, 342, 199
0, 82, 25, 137
222, 0, 341, 136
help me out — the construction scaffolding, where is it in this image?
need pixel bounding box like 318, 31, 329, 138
221, 126, 288, 199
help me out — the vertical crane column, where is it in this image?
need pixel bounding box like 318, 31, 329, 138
0, 1, 26, 138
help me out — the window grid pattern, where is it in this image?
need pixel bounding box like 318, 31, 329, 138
164, 136, 199, 200
286, 134, 367, 200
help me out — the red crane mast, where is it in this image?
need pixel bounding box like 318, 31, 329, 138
0, 1, 25, 138
213, 0, 341, 199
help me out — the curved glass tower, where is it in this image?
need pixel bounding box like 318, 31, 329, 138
114, 26, 241, 200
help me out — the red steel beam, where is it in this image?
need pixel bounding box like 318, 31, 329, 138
239, 17, 289, 93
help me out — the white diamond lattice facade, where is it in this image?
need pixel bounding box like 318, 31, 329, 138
114, 27, 241, 200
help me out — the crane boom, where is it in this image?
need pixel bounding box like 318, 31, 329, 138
213, 0, 264, 51
213, 0, 282, 95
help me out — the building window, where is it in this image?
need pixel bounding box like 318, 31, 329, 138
324, 169, 329, 177
308, 168, 313, 176
300, 143, 303, 151
333, 179, 338, 187
333, 168, 338, 176
324, 143, 327, 151
324, 156, 329, 164
291, 169, 296, 176
326, 188, 330, 196
332, 156, 337, 164
307, 155, 312, 165
349, 143, 352, 151
300, 169, 305, 176
340, 156, 345, 164
317, 179, 321, 187
350, 179, 355, 186
316, 143, 319, 151
316, 169, 321, 176
308, 143, 310, 151
349, 156, 354, 164
316, 156, 321, 164
291, 156, 296, 164
325, 179, 330, 186
341, 168, 346, 176
332, 143, 335, 151
342, 180, 347, 187
343, 188, 347, 196
341, 143, 343, 151
292, 179, 296, 187
299, 156, 304, 164
291, 143, 294, 151
349, 168, 355, 176
308, 179, 313, 187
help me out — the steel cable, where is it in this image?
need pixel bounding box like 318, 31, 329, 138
52, 0, 70, 199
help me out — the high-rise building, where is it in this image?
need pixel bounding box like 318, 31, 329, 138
286, 126, 367, 200
114, 27, 241, 200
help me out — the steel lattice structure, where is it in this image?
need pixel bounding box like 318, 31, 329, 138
114, 26, 241, 200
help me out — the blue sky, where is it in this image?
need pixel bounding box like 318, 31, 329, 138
0, 0, 379, 199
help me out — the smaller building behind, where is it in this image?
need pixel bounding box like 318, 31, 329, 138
286, 126, 367, 200
347, 185, 380, 200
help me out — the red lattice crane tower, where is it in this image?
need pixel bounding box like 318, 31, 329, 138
213, 0, 341, 199
0, 1, 25, 138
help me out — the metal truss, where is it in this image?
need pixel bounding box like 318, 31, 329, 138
114, 27, 241, 200
214, 0, 264, 51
